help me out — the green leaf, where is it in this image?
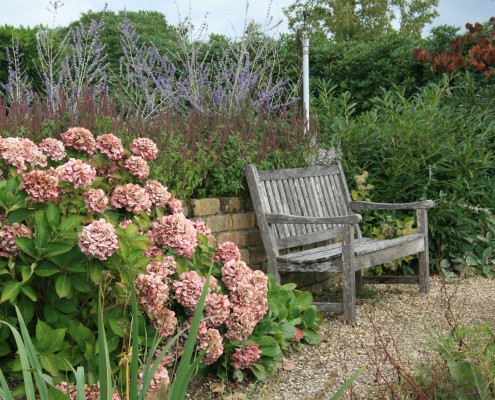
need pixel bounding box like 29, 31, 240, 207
34, 211, 49, 249
39, 354, 62, 376
20, 286, 37, 302
65, 263, 87, 273
294, 291, 313, 310
249, 363, 269, 380
13, 237, 37, 258
255, 336, 282, 357
329, 364, 367, 400
72, 276, 93, 293
34, 261, 60, 277
55, 275, 73, 298
279, 321, 297, 340
46, 203, 61, 227
45, 243, 74, 258
303, 307, 317, 328
108, 319, 126, 338
59, 215, 83, 232
1, 280, 22, 303
8, 208, 34, 224
0, 342, 11, 357
280, 283, 297, 291
36, 320, 54, 352
302, 328, 322, 344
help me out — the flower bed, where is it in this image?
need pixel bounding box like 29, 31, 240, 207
0, 128, 321, 397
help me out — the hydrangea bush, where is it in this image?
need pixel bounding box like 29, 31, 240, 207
0, 128, 321, 396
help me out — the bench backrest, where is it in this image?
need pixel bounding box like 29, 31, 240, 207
246, 162, 358, 253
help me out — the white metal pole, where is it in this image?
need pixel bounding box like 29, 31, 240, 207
302, 30, 310, 134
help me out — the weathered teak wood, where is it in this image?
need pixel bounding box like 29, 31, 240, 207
245, 162, 434, 326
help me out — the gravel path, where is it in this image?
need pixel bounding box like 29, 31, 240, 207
186, 276, 495, 400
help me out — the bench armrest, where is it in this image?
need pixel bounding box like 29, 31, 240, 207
350, 200, 434, 211
265, 213, 362, 225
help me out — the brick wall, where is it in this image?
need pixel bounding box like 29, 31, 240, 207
184, 197, 267, 270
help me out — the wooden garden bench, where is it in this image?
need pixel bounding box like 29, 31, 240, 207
245, 162, 434, 325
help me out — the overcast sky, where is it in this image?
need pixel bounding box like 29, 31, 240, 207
0, 0, 493, 38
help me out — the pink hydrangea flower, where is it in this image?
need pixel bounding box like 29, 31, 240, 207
38, 138, 66, 162
146, 257, 177, 277
56, 158, 96, 189
230, 344, 262, 369
0, 137, 46, 173
0, 223, 33, 257
96, 133, 124, 160
110, 183, 152, 214
139, 366, 170, 392
197, 328, 223, 365
225, 306, 258, 341
211, 241, 241, 264
166, 197, 183, 214
118, 219, 133, 229
134, 273, 171, 316
20, 170, 59, 203
153, 308, 178, 338
144, 180, 171, 208
221, 259, 253, 290
56, 383, 121, 400
229, 282, 268, 321
78, 219, 119, 260
173, 270, 205, 311
61, 127, 96, 155
130, 138, 158, 160
148, 213, 197, 259
84, 188, 108, 213
205, 293, 231, 327
124, 156, 150, 179
193, 219, 212, 238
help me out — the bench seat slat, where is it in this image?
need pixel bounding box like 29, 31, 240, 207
257, 165, 340, 180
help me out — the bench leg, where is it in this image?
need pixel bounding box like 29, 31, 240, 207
355, 270, 362, 293
342, 225, 356, 325
417, 209, 430, 293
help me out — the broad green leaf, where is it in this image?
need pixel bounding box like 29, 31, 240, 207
46, 203, 61, 227
55, 275, 73, 298
36, 320, 54, 352
249, 363, 269, 380
294, 290, 313, 310
13, 237, 37, 259
1, 280, 22, 303
72, 276, 93, 293
34, 261, 60, 277
0, 342, 11, 357
20, 286, 37, 302
89, 264, 104, 283
302, 328, 322, 344
8, 208, 34, 224
65, 263, 87, 273
58, 215, 83, 232
303, 307, 317, 328
34, 211, 49, 249
280, 283, 297, 291
108, 319, 126, 338
279, 320, 297, 340
45, 242, 74, 258
39, 354, 62, 376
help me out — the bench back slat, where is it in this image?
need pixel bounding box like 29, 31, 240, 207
250, 162, 356, 250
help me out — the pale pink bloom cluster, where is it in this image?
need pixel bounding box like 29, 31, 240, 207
110, 183, 152, 214
56, 158, 96, 189
197, 327, 224, 365
61, 127, 96, 155
204, 293, 231, 327
222, 261, 269, 341
230, 344, 262, 370
148, 213, 197, 259
124, 155, 150, 179
139, 365, 170, 392
166, 197, 183, 214
118, 219, 133, 229
172, 270, 205, 311
0, 137, 46, 173
96, 133, 124, 160
0, 223, 33, 257
135, 258, 178, 338
130, 137, 158, 160
84, 188, 108, 213
38, 138, 66, 162
146, 257, 176, 276
78, 219, 119, 260
20, 170, 59, 203
193, 219, 212, 238
144, 180, 171, 208
211, 241, 241, 264
56, 382, 121, 400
